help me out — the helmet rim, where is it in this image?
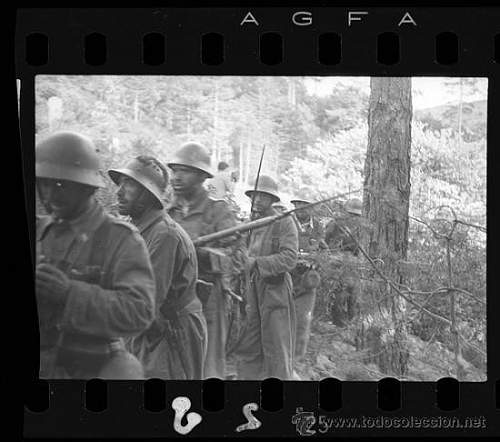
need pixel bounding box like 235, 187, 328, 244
108, 166, 166, 208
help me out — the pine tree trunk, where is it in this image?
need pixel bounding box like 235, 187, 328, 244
212, 79, 219, 166
134, 92, 139, 123
457, 78, 463, 150
238, 140, 244, 187
244, 134, 251, 185
358, 77, 412, 378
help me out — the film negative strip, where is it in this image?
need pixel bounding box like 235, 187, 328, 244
15, 6, 499, 438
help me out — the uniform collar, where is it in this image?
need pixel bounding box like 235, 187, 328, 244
298, 215, 313, 230
169, 187, 210, 217
252, 206, 277, 221
134, 208, 165, 233
42, 198, 104, 239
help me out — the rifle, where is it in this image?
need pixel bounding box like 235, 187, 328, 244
192, 188, 362, 247
250, 145, 266, 218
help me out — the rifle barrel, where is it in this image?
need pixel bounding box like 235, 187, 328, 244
193, 214, 280, 246
192, 188, 362, 247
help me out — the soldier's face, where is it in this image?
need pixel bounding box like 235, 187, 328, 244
115, 176, 145, 216
169, 165, 206, 195
294, 202, 310, 222
37, 178, 94, 220
251, 192, 274, 215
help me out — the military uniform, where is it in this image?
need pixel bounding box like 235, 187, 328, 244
235, 206, 299, 380
325, 218, 359, 254
37, 200, 156, 379
126, 209, 208, 379
168, 188, 242, 379
324, 199, 363, 326
292, 217, 324, 360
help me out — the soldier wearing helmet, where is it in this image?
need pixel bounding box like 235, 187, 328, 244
290, 195, 328, 252
166, 142, 244, 379
325, 198, 362, 253
289, 194, 327, 363
272, 201, 288, 214
324, 197, 363, 327
233, 175, 298, 380
108, 156, 208, 379
35, 131, 155, 379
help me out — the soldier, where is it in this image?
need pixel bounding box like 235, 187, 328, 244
35, 131, 155, 379
290, 197, 328, 253
324, 198, 363, 326
167, 142, 243, 379
325, 198, 362, 253
272, 201, 288, 215
234, 175, 299, 380
108, 156, 208, 379
289, 196, 327, 361
206, 161, 234, 200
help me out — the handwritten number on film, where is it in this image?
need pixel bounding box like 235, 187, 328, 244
172, 397, 202, 435
236, 402, 262, 432
171, 397, 261, 434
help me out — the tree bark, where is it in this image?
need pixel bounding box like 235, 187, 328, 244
359, 77, 412, 377
457, 78, 463, 150
212, 79, 219, 166
133, 92, 139, 123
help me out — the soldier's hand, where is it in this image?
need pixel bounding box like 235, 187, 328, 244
245, 256, 256, 273
36, 263, 71, 304
240, 248, 256, 273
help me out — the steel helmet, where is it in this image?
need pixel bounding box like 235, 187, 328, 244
272, 201, 287, 211
35, 131, 105, 187
344, 198, 362, 216
245, 175, 280, 202
108, 156, 168, 208
167, 142, 214, 178
290, 195, 311, 205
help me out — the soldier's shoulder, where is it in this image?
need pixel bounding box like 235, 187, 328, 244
165, 200, 178, 213
281, 213, 299, 230
105, 215, 141, 235
36, 214, 51, 225
207, 197, 233, 215
36, 214, 53, 237
159, 214, 185, 237
160, 215, 196, 251
207, 196, 229, 207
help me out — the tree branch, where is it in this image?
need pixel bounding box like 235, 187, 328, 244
321, 203, 452, 326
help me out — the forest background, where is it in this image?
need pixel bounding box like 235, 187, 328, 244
35, 75, 487, 381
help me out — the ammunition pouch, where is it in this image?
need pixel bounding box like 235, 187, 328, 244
294, 269, 321, 299
302, 269, 321, 290
263, 272, 286, 285
295, 261, 309, 275
56, 348, 112, 377
55, 335, 126, 377
196, 280, 213, 303
160, 296, 202, 320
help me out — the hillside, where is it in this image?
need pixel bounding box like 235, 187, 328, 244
294, 320, 486, 382
414, 99, 487, 141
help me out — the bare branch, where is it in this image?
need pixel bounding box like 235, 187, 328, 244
455, 219, 487, 233
321, 203, 452, 326
458, 333, 487, 358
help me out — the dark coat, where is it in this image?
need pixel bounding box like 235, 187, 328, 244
127, 209, 207, 379
36, 199, 156, 378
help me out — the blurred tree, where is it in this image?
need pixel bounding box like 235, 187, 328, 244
443, 78, 482, 150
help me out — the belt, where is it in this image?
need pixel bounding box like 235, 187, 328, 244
59, 332, 125, 355
160, 295, 202, 319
